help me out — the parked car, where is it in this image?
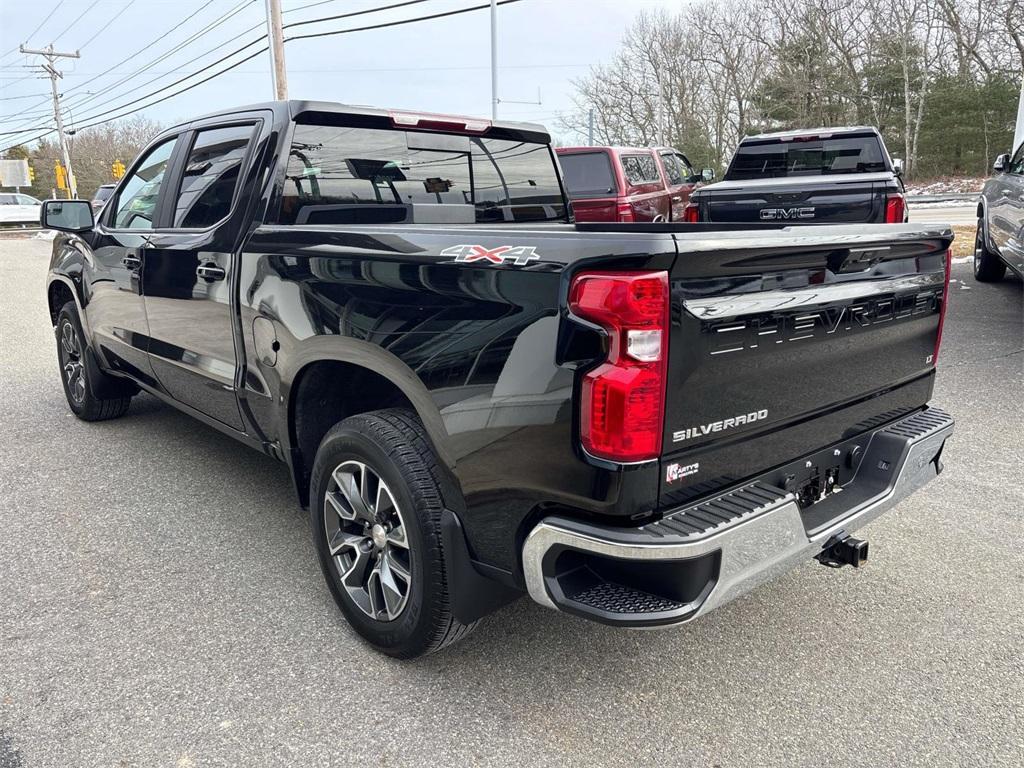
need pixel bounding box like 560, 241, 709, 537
975, 142, 1024, 281
556, 145, 710, 222
684, 126, 907, 224
90, 183, 116, 213
0, 192, 42, 226
42, 101, 953, 658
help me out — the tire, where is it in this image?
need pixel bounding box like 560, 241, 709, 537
974, 220, 1006, 282
55, 301, 133, 421
310, 409, 477, 658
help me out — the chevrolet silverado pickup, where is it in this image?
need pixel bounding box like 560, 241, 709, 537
685, 126, 908, 225
42, 101, 954, 658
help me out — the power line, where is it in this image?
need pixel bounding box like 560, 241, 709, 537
2, 0, 260, 127
78, 0, 139, 51
0, 2, 225, 125
0, 92, 51, 102
283, 0, 526, 42
0, 40, 268, 139
1, 0, 533, 152
62, 0, 258, 113
19, 1, 66, 48
50, 0, 103, 46
282, 0, 433, 30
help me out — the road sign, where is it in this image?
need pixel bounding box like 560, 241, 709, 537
0, 159, 31, 187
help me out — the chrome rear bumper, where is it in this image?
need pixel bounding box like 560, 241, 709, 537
521, 407, 953, 627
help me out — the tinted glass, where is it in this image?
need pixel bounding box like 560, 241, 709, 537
559, 151, 617, 198
172, 124, 253, 228
660, 153, 684, 185
676, 153, 696, 180
621, 154, 661, 185
93, 186, 114, 202
114, 138, 176, 229
1009, 144, 1024, 175
280, 124, 565, 225
0, 194, 15, 205
725, 135, 887, 180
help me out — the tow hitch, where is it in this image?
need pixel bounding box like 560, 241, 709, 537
815, 533, 869, 568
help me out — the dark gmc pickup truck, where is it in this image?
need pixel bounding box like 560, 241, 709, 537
43, 101, 954, 658
685, 126, 908, 224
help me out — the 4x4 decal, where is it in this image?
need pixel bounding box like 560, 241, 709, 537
440, 244, 540, 266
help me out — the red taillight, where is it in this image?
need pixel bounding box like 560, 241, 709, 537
682, 202, 699, 223
933, 248, 951, 364
616, 201, 635, 222
569, 271, 669, 462
885, 194, 906, 223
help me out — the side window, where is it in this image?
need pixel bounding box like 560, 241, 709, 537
171, 124, 254, 228
622, 154, 661, 185
16, 194, 38, 205
1009, 144, 1024, 175
676, 153, 696, 181
660, 153, 684, 185
113, 138, 177, 229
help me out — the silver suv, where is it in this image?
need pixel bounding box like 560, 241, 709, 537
975, 143, 1024, 282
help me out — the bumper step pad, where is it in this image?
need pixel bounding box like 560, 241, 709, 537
643, 482, 790, 539
567, 582, 686, 615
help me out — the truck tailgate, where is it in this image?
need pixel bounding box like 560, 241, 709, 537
660, 224, 951, 507
703, 173, 891, 224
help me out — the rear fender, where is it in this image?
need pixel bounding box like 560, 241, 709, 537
278, 336, 455, 470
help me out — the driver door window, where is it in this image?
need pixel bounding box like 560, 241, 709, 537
112, 138, 177, 229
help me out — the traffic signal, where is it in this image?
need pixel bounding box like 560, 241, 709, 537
27, 165, 35, 183
112, 159, 125, 180
55, 162, 67, 191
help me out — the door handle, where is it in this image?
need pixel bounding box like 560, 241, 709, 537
196, 263, 226, 282
121, 253, 141, 270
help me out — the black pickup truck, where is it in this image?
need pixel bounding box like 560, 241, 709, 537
685, 126, 908, 224
42, 101, 954, 658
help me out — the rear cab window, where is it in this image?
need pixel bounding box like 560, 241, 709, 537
621, 153, 662, 186
558, 151, 618, 199
725, 132, 888, 180
279, 120, 567, 225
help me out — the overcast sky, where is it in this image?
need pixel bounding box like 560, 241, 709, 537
0, 0, 681, 146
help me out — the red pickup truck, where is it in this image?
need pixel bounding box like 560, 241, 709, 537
556, 145, 711, 222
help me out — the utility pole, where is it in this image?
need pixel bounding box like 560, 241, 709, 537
265, 0, 288, 100
20, 44, 79, 198
490, 0, 498, 119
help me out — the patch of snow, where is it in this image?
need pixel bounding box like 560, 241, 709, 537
904, 177, 985, 195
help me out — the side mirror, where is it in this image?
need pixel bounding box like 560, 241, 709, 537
892, 158, 904, 176
993, 153, 1010, 173
701, 168, 716, 183
41, 199, 94, 233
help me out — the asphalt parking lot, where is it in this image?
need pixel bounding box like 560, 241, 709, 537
1, 236, 1021, 768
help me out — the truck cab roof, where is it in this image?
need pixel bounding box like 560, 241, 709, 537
741, 126, 881, 143
176, 100, 551, 143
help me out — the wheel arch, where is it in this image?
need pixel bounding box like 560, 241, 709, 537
46, 274, 91, 338
281, 339, 454, 507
